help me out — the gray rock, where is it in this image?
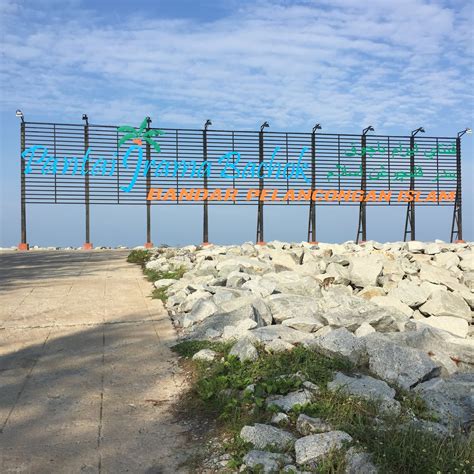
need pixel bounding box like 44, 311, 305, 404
392, 326, 474, 366
357, 286, 385, 300
406, 241, 425, 253
328, 372, 400, 414
295, 431, 352, 466
271, 412, 290, 425
364, 333, 441, 389
242, 450, 293, 473
325, 262, 351, 285
264, 339, 295, 353
355, 322, 375, 337
424, 243, 441, 255
414, 373, 474, 429
266, 294, 321, 323
192, 348, 217, 362
229, 338, 259, 362
433, 252, 460, 270
309, 328, 366, 365
318, 294, 404, 332
407, 419, 450, 438
240, 424, 296, 451
296, 414, 332, 435
226, 270, 251, 288
344, 447, 378, 474
242, 278, 276, 297
416, 316, 469, 338
418, 263, 460, 290
182, 298, 219, 328
178, 290, 212, 312
211, 287, 248, 305
282, 316, 325, 333
153, 278, 177, 289
458, 251, 474, 272
348, 256, 383, 287
251, 326, 315, 345
187, 304, 261, 340
262, 272, 322, 297
371, 295, 413, 318
419, 289, 471, 321
388, 279, 430, 308
267, 390, 313, 412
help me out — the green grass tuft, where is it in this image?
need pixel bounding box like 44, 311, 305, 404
127, 249, 151, 266
151, 287, 168, 302
143, 266, 186, 283
176, 341, 473, 473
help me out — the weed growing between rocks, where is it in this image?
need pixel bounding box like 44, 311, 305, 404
143, 266, 186, 283
173, 341, 473, 473
126, 249, 151, 266
127, 249, 187, 301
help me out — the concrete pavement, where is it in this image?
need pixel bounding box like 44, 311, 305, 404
0, 250, 193, 473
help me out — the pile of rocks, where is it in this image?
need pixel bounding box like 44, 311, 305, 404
147, 240, 473, 442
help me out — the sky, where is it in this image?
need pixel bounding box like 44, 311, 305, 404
0, 0, 473, 247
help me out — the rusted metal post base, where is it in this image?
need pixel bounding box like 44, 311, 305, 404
82, 242, 93, 250
308, 241, 319, 245
455, 239, 466, 244
18, 243, 29, 251
201, 242, 213, 247
144, 242, 154, 249
256, 241, 266, 246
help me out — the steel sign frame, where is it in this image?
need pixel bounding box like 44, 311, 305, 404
18, 118, 466, 248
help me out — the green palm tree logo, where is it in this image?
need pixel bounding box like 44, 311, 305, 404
117, 117, 164, 152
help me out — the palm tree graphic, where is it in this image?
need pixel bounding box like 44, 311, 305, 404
117, 117, 164, 152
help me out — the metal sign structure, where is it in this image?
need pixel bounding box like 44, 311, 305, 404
17, 114, 469, 249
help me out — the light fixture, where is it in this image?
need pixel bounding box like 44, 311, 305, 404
16, 109, 24, 122
205, 119, 212, 130
458, 128, 472, 138
362, 125, 374, 135
411, 127, 425, 136
313, 123, 322, 133
82, 114, 88, 124
260, 121, 269, 132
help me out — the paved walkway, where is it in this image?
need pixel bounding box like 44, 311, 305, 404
0, 250, 192, 473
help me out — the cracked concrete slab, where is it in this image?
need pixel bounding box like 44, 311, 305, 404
0, 250, 195, 473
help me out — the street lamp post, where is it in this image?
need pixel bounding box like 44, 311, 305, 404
17, 110, 29, 250
256, 121, 269, 244
451, 128, 471, 242
308, 123, 321, 243
356, 125, 374, 243
202, 119, 212, 245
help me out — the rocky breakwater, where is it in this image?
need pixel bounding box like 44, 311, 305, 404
145, 240, 473, 469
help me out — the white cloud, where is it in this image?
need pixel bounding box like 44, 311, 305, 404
0, 0, 472, 133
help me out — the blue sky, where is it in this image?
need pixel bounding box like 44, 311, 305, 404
0, 0, 473, 247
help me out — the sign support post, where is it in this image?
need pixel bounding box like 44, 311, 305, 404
356, 126, 373, 243
18, 114, 28, 250
451, 128, 471, 242
256, 122, 268, 244
82, 114, 93, 250
308, 124, 321, 243
202, 120, 211, 245
404, 127, 424, 241
144, 116, 153, 248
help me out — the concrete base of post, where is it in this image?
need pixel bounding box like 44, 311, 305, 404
308, 241, 319, 245
455, 239, 466, 244
144, 242, 154, 249
83, 242, 93, 250
201, 242, 213, 247
18, 243, 29, 251
256, 241, 266, 246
